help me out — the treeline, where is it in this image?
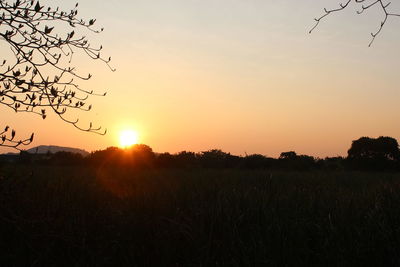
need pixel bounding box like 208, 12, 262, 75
11, 136, 400, 171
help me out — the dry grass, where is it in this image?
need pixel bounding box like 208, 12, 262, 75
1, 165, 400, 266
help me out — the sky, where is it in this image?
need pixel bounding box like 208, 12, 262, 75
1, 0, 400, 157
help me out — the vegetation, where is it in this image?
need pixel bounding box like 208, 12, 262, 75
8, 136, 400, 171
0, 0, 112, 149
0, 136, 400, 265
1, 165, 400, 266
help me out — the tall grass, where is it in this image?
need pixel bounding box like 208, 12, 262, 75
1, 165, 400, 266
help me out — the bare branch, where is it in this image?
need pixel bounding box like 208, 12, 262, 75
310, 0, 400, 46
0, 125, 33, 150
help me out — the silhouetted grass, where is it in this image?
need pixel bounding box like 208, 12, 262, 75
1, 165, 400, 266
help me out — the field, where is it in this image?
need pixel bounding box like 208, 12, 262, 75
1, 165, 400, 266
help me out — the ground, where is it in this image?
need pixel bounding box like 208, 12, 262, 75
1, 165, 400, 266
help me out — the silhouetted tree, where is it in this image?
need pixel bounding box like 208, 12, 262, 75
126, 144, 155, 168
199, 149, 240, 168
279, 151, 317, 171
347, 136, 400, 170
88, 146, 120, 166
88, 145, 155, 169
241, 154, 276, 169
348, 136, 400, 160
175, 151, 199, 168
155, 152, 176, 168
0, 0, 113, 149
310, 1, 400, 46
279, 151, 297, 160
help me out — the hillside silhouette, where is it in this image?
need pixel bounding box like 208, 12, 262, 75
26, 145, 90, 156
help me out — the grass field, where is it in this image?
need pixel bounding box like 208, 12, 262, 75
1, 165, 400, 266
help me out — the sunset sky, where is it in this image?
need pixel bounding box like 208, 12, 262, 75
1, 0, 400, 157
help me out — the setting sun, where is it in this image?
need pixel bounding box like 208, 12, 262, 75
119, 130, 139, 148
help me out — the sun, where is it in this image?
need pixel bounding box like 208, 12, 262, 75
119, 130, 139, 148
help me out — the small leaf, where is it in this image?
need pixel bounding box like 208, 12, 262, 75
16, 80, 25, 86
50, 87, 58, 97
34, 1, 41, 12
44, 26, 54, 34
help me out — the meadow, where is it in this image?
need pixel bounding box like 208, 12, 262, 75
1, 165, 400, 266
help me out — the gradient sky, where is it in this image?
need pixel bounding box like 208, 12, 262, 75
1, 0, 400, 157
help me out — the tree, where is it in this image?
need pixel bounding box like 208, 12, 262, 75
279, 151, 297, 160
348, 136, 400, 160
87, 145, 156, 169
347, 136, 400, 170
279, 151, 317, 170
0, 0, 114, 149
310, 0, 400, 46
199, 149, 240, 168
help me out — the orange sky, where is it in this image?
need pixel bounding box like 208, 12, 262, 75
1, 0, 400, 157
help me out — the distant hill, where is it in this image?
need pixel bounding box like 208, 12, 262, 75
26, 145, 89, 156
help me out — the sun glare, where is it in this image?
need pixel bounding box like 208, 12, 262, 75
119, 130, 139, 148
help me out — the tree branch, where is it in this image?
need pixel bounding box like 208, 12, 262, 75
0, 0, 113, 149
310, 0, 400, 46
